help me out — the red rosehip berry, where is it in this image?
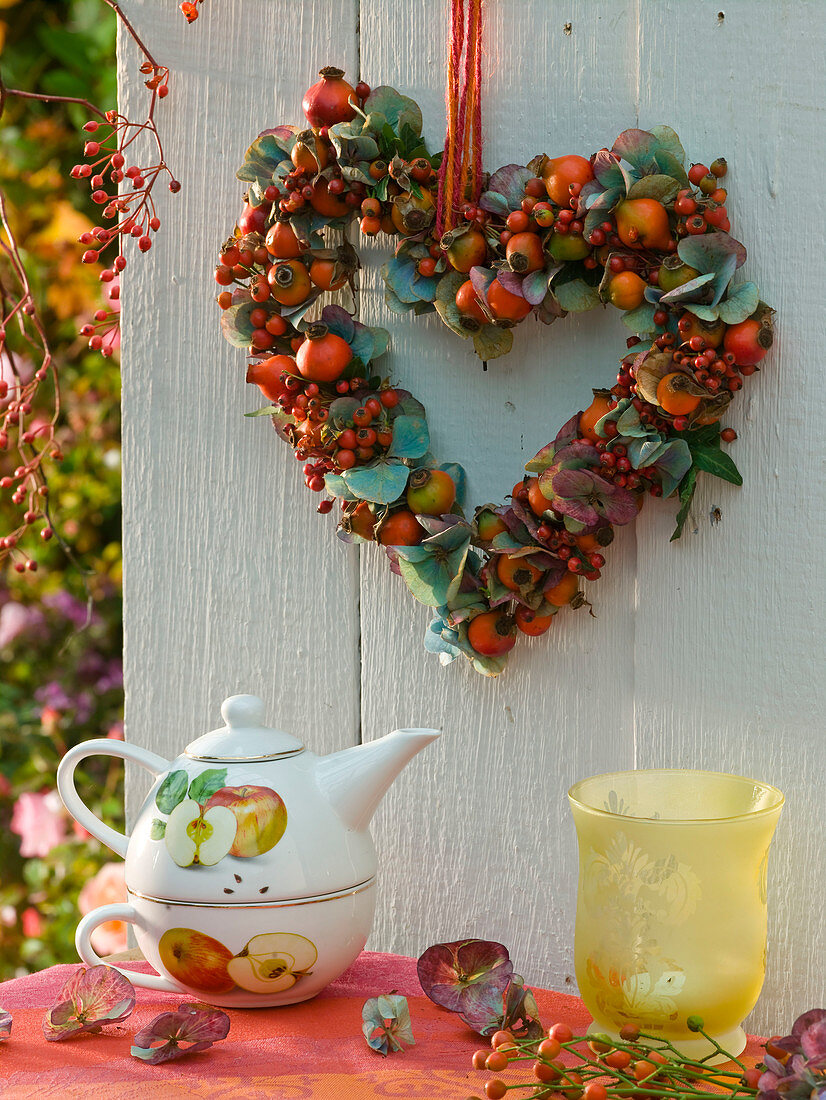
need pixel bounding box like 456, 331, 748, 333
688, 163, 709, 185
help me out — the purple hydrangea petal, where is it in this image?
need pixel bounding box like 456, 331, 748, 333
131, 1003, 230, 1065
43, 965, 135, 1041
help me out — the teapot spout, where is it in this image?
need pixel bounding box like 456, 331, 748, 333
316, 728, 440, 831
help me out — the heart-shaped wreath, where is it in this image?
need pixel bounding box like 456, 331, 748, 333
215, 69, 774, 677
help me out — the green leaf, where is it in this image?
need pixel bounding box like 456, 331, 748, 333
244, 405, 278, 418
677, 232, 745, 307
717, 282, 760, 325
643, 438, 692, 498
658, 272, 716, 305
328, 395, 360, 424
155, 770, 189, 814
395, 393, 427, 420
397, 555, 453, 607
188, 768, 228, 806
398, 117, 423, 151
150, 819, 166, 840
649, 125, 686, 165
626, 174, 680, 203
491, 531, 526, 552
382, 257, 421, 305
671, 468, 697, 541
433, 271, 472, 338
387, 415, 430, 459
396, 526, 472, 607
324, 472, 357, 501
683, 302, 720, 322
344, 460, 410, 504
652, 150, 689, 187
220, 302, 255, 349
371, 327, 391, 359
553, 279, 600, 313
690, 444, 743, 486
621, 301, 658, 333
683, 422, 721, 447
237, 132, 292, 187
384, 283, 418, 315
472, 325, 513, 361
373, 175, 390, 202
363, 87, 423, 133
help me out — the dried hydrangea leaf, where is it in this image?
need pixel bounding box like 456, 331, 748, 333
43, 965, 136, 1041
130, 1002, 230, 1065
417, 939, 512, 1014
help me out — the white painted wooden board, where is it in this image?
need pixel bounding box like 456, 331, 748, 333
119, 0, 825, 1030
117, 0, 362, 804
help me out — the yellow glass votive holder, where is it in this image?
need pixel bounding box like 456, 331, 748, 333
568, 769, 784, 1058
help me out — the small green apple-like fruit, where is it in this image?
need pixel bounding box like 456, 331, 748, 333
164, 798, 237, 867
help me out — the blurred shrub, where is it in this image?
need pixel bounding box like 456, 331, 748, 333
0, 0, 123, 979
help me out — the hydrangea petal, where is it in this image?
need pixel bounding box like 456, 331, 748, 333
417, 939, 513, 1014
131, 1002, 230, 1065
362, 993, 415, 1056
43, 965, 136, 1041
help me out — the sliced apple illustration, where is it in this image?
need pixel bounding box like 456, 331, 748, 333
164, 797, 237, 867
204, 785, 287, 858
227, 932, 317, 994
158, 927, 235, 993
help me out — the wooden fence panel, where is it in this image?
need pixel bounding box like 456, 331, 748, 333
118, 0, 362, 815
119, 0, 825, 1028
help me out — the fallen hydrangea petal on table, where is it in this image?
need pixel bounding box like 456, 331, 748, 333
130, 1002, 230, 1064
42, 965, 136, 1041
417, 939, 543, 1038
362, 994, 415, 1055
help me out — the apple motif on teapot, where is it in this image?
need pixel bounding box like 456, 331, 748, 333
58, 694, 439, 1007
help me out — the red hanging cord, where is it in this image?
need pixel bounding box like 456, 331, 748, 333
436, 0, 483, 236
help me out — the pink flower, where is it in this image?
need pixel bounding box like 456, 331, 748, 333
106, 721, 124, 741
40, 706, 61, 733
0, 601, 44, 648
21, 907, 42, 939
10, 790, 67, 857
78, 863, 128, 956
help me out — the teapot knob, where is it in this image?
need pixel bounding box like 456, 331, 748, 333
221, 694, 266, 728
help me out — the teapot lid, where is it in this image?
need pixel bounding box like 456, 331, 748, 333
184, 695, 303, 761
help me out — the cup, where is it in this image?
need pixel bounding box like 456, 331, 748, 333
568, 769, 783, 1058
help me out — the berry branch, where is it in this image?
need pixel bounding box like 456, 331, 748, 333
0, 188, 58, 572
0, 0, 202, 573
469, 1019, 763, 1100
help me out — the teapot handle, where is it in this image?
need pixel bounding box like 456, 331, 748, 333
57, 740, 169, 859
76, 903, 180, 993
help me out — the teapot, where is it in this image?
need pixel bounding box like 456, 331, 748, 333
57, 694, 439, 1007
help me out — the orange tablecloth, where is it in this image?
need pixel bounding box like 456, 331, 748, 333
0, 952, 764, 1099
